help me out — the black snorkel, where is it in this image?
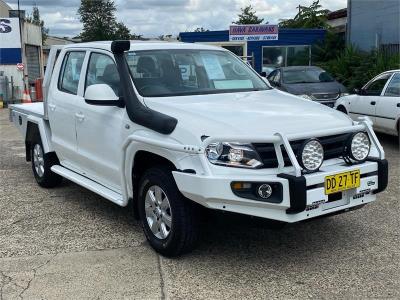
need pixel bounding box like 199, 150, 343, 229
111, 40, 178, 135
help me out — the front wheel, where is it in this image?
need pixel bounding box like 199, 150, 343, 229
31, 138, 63, 188
138, 167, 199, 257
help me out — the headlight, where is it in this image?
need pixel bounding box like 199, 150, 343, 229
205, 142, 263, 168
298, 139, 324, 172
299, 94, 313, 100
340, 93, 350, 97
346, 132, 371, 162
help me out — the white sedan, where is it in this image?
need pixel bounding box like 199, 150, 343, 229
335, 70, 400, 138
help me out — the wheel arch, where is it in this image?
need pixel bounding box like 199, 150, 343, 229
336, 104, 348, 114
130, 150, 178, 219
25, 116, 54, 161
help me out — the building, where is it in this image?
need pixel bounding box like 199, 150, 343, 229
179, 28, 326, 74
42, 36, 77, 71
327, 8, 347, 37
347, 0, 400, 52
0, 0, 43, 102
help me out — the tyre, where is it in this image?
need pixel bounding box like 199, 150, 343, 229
138, 167, 199, 257
31, 137, 63, 188
337, 106, 347, 114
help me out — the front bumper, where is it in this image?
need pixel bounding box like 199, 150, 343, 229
173, 159, 388, 223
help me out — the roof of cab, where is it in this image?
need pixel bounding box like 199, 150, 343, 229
62, 41, 226, 52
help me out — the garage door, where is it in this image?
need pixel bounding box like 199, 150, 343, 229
25, 45, 41, 83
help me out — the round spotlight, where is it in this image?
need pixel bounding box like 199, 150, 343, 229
348, 132, 371, 162
298, 139, 324, 172
258, 184, 272, 199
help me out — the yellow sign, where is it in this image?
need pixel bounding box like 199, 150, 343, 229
325, 170, 360, 195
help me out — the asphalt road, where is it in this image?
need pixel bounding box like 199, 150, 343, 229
0, 108, 399, 300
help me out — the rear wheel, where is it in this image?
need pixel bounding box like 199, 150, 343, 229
138, 167, 199, 257
31, 137, 63, 188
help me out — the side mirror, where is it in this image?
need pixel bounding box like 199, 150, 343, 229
354, 88, 365, 95
260, 71, 267, 77
84, 84, 124, 107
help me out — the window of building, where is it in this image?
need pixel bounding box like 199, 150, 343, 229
262, 45, 311, 69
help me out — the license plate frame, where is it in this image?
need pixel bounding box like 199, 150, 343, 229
324, 170, 361, 195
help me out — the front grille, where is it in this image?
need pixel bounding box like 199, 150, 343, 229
312, 93, 340, 101
253, 133, 351, 169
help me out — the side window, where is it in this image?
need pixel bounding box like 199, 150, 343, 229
364, 73, 392, 96
384, 73, 400, 97
58, 51, 86, 95
85, 53, 120, 96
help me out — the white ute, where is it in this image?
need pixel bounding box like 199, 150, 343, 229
9, 41, 389, 256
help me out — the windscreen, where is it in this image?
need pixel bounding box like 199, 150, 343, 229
125, 49, 270, 97
283, 69, 335, 84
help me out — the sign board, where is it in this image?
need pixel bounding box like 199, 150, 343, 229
229, 24, 278, 42
0, 18, 22, 64
17, 63, 24, 71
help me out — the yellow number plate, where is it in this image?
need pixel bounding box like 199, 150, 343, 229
324, 170, 360, 195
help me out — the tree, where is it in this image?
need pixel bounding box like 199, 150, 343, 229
25, 5, 49, 44
278, 0, 329, 29
77, 0, 131, 42
278, 0, 343, 62
194, 27, 209, 32
233, 5, 264, 25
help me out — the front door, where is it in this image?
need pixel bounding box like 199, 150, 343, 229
47, 50, 87, 171
349, 73, 393, 124
375, 72, 400, 134
75, 51, 125, 191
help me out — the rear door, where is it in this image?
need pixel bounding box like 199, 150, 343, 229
47, 50, 87, 171
375, 72, 400, 134
349, 73, 392, 124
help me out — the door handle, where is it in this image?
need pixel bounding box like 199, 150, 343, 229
48, 103, 56, 111
370, 101, 376, 105
75, 112, 85, 122
397, 103, 400, 108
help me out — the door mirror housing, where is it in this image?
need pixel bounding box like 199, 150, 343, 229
260, 71, 267, 78
354, 88, 365, 95
84, 84, 124, 107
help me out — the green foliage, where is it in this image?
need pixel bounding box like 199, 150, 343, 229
234, 5, 264, 25
312, 31, 345, 63
278, 0, 344, 63
77, 0, 131, 42
279, 0, 329, 29
25, 5, 49, 44
194, 27, 209, 32
320, 46, 400, 90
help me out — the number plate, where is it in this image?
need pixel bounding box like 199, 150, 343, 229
324, 170, 360, 195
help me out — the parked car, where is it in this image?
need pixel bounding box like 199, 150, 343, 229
335, 70, 400, 139
9, 41, 388, 257
267, 66, 348, 107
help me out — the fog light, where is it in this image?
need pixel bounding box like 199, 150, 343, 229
257, 184, 272, 199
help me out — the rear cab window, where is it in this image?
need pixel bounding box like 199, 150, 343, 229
58, 51, 86, 95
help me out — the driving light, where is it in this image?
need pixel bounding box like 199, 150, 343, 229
347, 132, 370, 162
298, 139, 324, 172
205, 142, 263, 168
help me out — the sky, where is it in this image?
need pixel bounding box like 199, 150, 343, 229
5, 0, 347, 38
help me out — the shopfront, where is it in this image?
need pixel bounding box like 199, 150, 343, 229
179, 28, 326, 74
